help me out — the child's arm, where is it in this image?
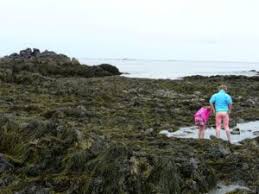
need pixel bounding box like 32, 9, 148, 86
228, 104, 233, 114
227, 95, 233, 114
209, 94, 216, 114
210, 103, 216, 114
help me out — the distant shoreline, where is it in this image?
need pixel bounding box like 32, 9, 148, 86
80, 57, 259, 64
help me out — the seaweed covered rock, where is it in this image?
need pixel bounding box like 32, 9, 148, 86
0, 48, 121, 81
67, 142, 217, 194
0, 68, 258, 193
0, 154, 13, 173
99, 63, 121, 75
84, 144, 182, 194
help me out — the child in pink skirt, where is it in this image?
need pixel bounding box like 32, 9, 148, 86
194, 106, 212, 139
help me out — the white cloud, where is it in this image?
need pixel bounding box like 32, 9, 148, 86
0, 0, 259, 60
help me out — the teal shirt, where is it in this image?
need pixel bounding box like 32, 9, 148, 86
209, 90, 233, 112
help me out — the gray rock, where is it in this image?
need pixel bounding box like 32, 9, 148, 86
144, 128, 154, 135
207, 144, 231, 159
0, 48, 121, 80
231, 127, 240, 135
14, 185, 50, 194
32, 48, 40, 56
71, 57, 80, 65
19, 48, 33, 58
0, 153, 14, 173
253, 131, 259, 136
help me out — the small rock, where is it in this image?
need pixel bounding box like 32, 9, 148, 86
231, 127, 240, 135
249, 69, 256, 72
242, 163, 249, 170
144, 128, 154, 135
237, 118, 245, 123
209, 135, 217, 140
71, 57, 80, 65
19, 48, 32, 58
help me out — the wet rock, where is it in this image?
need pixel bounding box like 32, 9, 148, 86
0, 153, 14, 173
0, 114, 19, 130
14, 185, 51, 194
25, 119, 45, 129
241, 163, 249, 171
65, 133, 109, 172
85, 144, 186, 194
65, 105, 89, 118
237, 118, 245, 123
99, 63, 121, 75
210, 135, 217, 140
207, 143, 231, 159
231, 127, 241, 135
0, 176, 15, 187
0, 114, 10, 126
230, 119, 237, 128
0, 69, 259, 192
42, 109, 65, 119
178, 158, 199, 177
226, 188, 254, 194
43, 106, 95, 119
144, 128, 154, 135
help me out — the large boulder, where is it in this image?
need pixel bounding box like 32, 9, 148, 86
0, 48, 121, 80
99, 63, 121, 75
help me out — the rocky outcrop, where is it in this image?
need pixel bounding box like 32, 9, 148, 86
0, 48, 121, 81
0, 56, 258, 193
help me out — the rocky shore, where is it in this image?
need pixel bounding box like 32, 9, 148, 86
0, 48, 121, 81
0, 49, 258, 193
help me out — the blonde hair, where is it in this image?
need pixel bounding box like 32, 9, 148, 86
218, 84, 228, 91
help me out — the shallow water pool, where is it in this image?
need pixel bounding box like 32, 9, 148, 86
159, 121, 259, 144
208, 183, 251, 194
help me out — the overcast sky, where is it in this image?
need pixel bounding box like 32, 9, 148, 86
0, 0, 259, 61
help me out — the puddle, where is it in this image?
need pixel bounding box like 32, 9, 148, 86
208, 183, 251, 194
159, 121, 259, 144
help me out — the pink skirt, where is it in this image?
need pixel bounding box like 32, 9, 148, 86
194, 116, 205, 126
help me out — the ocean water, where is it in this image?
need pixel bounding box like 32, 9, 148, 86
80, 58, 259, 79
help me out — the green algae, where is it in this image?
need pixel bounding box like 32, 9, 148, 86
0, 71, 258, 193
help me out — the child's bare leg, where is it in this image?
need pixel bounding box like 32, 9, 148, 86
200, 125, 206, 139
198, 126, 205, 139
223, 113, 231, 143
215, 113, 222, 138
198, 126, 202, 139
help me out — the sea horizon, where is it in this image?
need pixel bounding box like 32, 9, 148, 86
80, 57, 259, 79
81, 57, 259, 64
